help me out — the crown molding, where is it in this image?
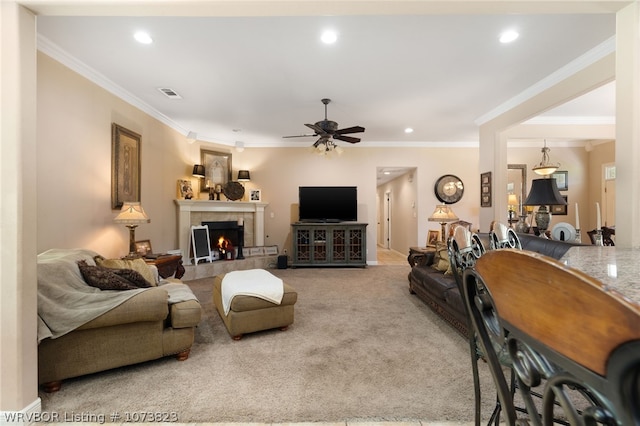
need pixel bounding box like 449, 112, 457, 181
37, 34, 190, 137
475, 36, 616, 126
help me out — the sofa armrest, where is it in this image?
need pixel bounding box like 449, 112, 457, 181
77, 287, 169, 330
169, 300, 202, 328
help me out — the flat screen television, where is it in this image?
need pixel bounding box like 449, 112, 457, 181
298, 186, 357, 222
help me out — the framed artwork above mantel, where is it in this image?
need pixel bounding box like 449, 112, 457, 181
199, 149, 232, 193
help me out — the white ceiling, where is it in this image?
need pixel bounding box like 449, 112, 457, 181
36, 12, 617, 153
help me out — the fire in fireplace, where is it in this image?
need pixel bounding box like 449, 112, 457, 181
202, 221, 243, 260
217, 236, 234, 259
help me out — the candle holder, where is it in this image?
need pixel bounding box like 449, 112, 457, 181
594, 229, 604, 246
236, 223, 245, 260
574, 229, 582, 243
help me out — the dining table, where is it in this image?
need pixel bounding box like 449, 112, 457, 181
560, 246, 640, 306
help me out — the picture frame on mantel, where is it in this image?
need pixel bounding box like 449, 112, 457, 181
250, 189, 262, 202
111, 123, 141, 209
200, 149, 232, 193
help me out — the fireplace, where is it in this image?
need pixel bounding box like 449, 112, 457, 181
175, 200, 267, 265
202, 221, 244, 259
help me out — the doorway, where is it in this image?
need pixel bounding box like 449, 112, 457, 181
603, 163, 616, 227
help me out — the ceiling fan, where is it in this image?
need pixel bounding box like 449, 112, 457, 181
283, 98, 365, 149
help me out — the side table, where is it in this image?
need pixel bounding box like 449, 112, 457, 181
145, 255, 185, 279
408, 246, 436, 267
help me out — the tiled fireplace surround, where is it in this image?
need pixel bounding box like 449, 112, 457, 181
175, 200, 276, 280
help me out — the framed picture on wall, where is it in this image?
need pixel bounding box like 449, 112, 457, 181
199, 149, 232, 193
550, 196, 568, 215
552, 171, 568, 191
111, 123, 141, 209
480, 171, 492, 207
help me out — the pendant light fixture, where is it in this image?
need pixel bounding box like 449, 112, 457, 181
532, 139, 560, 176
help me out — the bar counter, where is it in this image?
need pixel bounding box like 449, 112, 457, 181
560, 246, 640, 306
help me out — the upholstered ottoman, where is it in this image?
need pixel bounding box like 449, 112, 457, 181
213, 269, 297, 340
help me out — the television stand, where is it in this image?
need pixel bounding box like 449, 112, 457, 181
291, 222, 367, 267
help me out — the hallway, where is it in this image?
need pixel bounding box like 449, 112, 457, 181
376, 247, 408, 265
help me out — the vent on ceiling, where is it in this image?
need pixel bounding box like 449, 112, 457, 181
158, 88, 182, 99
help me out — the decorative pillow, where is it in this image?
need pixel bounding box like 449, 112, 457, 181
77, 260, 138, 290
111, 268, 152, 288
94, 256, 157, 286
431, 242, 451, 273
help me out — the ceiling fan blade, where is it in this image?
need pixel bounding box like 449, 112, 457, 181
334, 126, 365, 135
305, 123, 326, 134
282, 134, 317, 138
334, 135, 361, 144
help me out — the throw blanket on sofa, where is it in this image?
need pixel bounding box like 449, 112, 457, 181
221, 269, 284, 315
37, 249, 197, 343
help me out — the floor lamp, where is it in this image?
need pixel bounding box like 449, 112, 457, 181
428, 204, 459, 242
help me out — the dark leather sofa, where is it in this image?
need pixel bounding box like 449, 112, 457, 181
408, 233, 586, 337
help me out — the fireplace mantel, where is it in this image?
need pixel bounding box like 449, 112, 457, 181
175, 200, 268, 264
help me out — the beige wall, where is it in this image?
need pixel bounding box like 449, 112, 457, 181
37, 52, 195, 258
39, 51, 616, 260
38, 51, 487, 261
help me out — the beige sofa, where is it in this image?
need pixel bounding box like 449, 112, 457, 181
37, 249, 202, 392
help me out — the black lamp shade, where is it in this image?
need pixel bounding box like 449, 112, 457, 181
237, 170, 251, 181
523, 178, 566, 206
192, 164, 205, 177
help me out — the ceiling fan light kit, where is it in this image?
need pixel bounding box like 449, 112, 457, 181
284, 98, 365, 154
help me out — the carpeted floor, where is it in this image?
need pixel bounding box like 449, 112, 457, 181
39, 265, 495, 423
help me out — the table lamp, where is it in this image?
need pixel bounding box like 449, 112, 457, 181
114, 202, 150, 258
523, 178, 566, 238
428, 204, 459, 242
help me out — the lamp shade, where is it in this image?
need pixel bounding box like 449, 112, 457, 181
428, 204, 459, 223
507, 194, 518, 207
192, 164, 205, 177
237, 170, 251, 181
114, 202, 150, 224
523, 178, 566, 206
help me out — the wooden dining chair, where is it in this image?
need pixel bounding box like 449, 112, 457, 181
587, 227, 616, 246
463, 249, 640, 425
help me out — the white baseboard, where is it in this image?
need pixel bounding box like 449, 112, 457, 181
0, 398, 42, 426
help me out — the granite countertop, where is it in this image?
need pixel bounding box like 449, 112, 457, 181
560, 246, 640, 306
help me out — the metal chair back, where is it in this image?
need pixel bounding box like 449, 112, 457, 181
489, 221, 522, 250
464, 249, 640, 425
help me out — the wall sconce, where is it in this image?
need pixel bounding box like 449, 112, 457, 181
114, 202, 150, 258
237, 170, 251, 182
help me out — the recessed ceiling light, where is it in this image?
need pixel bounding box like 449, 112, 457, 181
404, 128, 414, 134
384, 171, 391, 175
321, 30, 338, 44
499, 30, 519, 44
134, 31, 153, 44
